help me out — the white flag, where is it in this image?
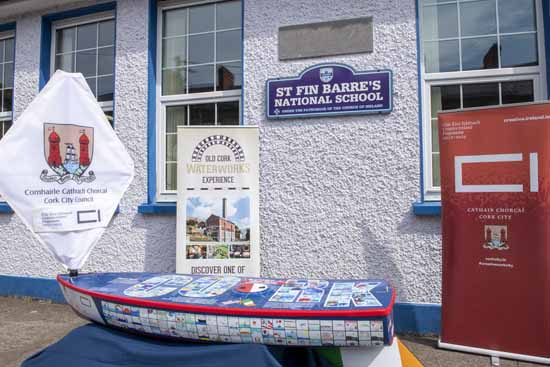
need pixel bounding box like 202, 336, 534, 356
0, 70, 134, 270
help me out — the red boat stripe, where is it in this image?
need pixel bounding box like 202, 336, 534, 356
57, 275, 395, 318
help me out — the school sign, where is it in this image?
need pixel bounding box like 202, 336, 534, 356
266, 64, 392, 119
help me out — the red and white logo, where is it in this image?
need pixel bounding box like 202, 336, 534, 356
41, 123, 95, 184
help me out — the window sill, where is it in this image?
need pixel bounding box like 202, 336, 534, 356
0, 203, 13, 214
138, 202, 176, 215
412, 201, 441, 216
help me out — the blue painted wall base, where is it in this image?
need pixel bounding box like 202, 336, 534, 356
0, 274, 440, 335
393, 302, 440, 334
0, 274, 65, 303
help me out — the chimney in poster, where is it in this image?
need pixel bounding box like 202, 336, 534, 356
222, 198, 227, 218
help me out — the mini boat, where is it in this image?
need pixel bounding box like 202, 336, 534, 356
58, 272, 395, 347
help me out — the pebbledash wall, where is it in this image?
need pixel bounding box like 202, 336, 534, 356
0, 0, 441, 333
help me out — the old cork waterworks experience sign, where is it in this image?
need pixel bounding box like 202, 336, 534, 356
266, 64, 392, 119
176, 127, 260, 277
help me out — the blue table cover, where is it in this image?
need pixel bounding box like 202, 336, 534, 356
22, 324, 336, 367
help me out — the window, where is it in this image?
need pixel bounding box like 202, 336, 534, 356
0, 31, 14, 141
51, 12, 115, 115
157, 0, 242, 200
419, 0, 546, 200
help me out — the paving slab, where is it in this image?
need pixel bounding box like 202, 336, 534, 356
0, 297, 87, 367
399, 335, 545, 367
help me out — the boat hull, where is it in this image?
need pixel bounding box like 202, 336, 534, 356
58, 273, 395, 347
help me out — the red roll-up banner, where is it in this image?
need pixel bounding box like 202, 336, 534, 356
439, 102, 550, 362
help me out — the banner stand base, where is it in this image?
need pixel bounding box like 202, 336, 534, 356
438, 339, 550, 365
340, 338, 403, 367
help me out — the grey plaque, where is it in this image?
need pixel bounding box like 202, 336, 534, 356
278, 17, 373, 60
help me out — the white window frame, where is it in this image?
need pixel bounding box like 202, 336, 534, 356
50, 11, 115, 114
419, 0, 547, 201
156, 0, 243, 202
0, 30, 14, 124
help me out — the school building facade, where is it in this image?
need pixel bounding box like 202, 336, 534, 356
0, 0, 546, 333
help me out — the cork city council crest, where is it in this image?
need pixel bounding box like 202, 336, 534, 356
41, 123, 96, 184
483, 225, 509, 250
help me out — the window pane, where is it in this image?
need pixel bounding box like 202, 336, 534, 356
461, 36, 498, 71
85, 77, 97, 96
98, 46, 114, 75
0, 120, 12, 139
431, 119, 439, 153
4, 38, 14, 62
162, 68, 186, 95
430, 85, 460, 117
189, 103, 215, 125
189, 4, 214, 33
462, 82, 499, 108
163, 8, 187, 37
432, 153, 440, 187
97, 75, 113, 102
218, 101, 239, 125
104, 110, 114, 126
460, 0, 497, 37
502, 80, 534, 104
55, 53, 74, 72
166, 135, 177, 161
76, 50, 97, 77
499, 0, 536, 33
166, 163, 177, 191
0, 64, 3, 88
422, 4, 458, 40
98, 20, 115, 47
3, 62, 12, 88
56, 28, 75, 53
3, 89, 12, 112
424, 40, 460, 73
77, 23, 97, 50
217, 62, 242, 90
188, 64, 214, 93
216, 30, 241, 61
217, 1, 241, 30
430, 85, 460, 156
163, 37, 187, 68
166, 105, 187, 133
500, 33, 538, 68
188, 33, 214, 64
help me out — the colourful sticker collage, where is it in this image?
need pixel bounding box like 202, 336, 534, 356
123, 275, 194, 298
101, 301, 386, 347
267, 279, 328, 303
123, 275, 243, 299
324, 282, 382, 308
179, 276, 241, 298
121, 276, 385, 310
